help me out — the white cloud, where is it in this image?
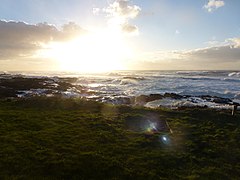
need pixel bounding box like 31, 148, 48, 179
92, 8, 100, 15
228, 38, 240, 48
203, 0, 225, 12
105, 0, 141, 19
103, 0, 141, 35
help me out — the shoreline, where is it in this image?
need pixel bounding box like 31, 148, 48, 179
0, 73, 239, 110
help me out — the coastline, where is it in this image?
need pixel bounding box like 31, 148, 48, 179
0, 73, 239, 110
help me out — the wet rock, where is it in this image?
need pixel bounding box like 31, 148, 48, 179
115, 97, 133, 104
149, 94, 164, 101
58, 77, 78, 83
0, 77, 71, 91
135, 94, 163, 105
233, 102, 240, 106
135, 95, 148, 104
164, 93, 183, 99
212, 97, 232, 104
199, 95, 233, 105
199, 95, 213, 101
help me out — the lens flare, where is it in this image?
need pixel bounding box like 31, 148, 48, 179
146, 120, 158, 133
160, 135, 171, 145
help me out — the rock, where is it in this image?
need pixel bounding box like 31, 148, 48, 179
135, 94, 163, 105
232, 102, 240, 106
199, 95, 213, 101
164, 93, 183, 99
135, 95, 149, 104
58, 77, 78, 83
149, 94, 164, 101
212, 97, 232, 104
117, 97, 133, 105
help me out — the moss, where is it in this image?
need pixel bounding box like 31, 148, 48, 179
0, 97, 240, 179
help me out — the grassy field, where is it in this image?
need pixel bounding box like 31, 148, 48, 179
0, 97, 240, 179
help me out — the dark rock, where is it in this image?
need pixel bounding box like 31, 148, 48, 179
149, 94, 164, 101
135, 95, 149, 104
58, 77, 78, 83
135, 94, 163, 104
200, 95, 213, 101
164, 93, 183, 99
0, 76, 74, 92
212, 97, 232, 104
233, 102, 240, 106
116, 97, 132, 105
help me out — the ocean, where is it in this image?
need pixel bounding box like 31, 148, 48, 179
1, 70, 240, 109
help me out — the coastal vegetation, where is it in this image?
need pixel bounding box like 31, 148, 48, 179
0, 97, 240, 179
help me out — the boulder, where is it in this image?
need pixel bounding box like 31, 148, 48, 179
212, 97, 232, 104
164, 93, 183, 99
135, 94, 163, 105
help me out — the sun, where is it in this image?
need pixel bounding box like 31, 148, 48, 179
40, 30, 133, 72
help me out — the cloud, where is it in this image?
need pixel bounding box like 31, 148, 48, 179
184, 46, 240, 63
0, 20, 85, 60
92, 8, 100, 15
132, 38, 240, 70
103, 0, 141, 35
121, 23, 138, 35
228, 37, 240, 48
104, 0, 141, 19
203, 0, 225, 12
62, 22, 85, 37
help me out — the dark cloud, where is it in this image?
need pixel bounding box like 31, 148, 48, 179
185, 46, 240, 63
132, 42, 240, 70
0, 20, 85, 60
178, 45, 240, 69
61, 22, 86, 39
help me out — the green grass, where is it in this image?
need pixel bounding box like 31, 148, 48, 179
0, 97, 240, 179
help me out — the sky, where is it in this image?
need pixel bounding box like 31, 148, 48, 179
0, 0, 240, 71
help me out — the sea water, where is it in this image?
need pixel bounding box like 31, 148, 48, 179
3, 70, 240, 108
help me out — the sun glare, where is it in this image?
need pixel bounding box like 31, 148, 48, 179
40, 30, 133, 72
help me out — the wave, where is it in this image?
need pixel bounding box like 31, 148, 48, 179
122, 76, 145, 80
179, 90, 235, 99
120, 79, 139, 85
178, 76, 219, 81
144, 98, 234, 109
228, 72, 240, 77
176, 71, 211, 75
223, 78, 240, 83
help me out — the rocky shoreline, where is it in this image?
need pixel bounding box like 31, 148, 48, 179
0, 73, 239, 109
